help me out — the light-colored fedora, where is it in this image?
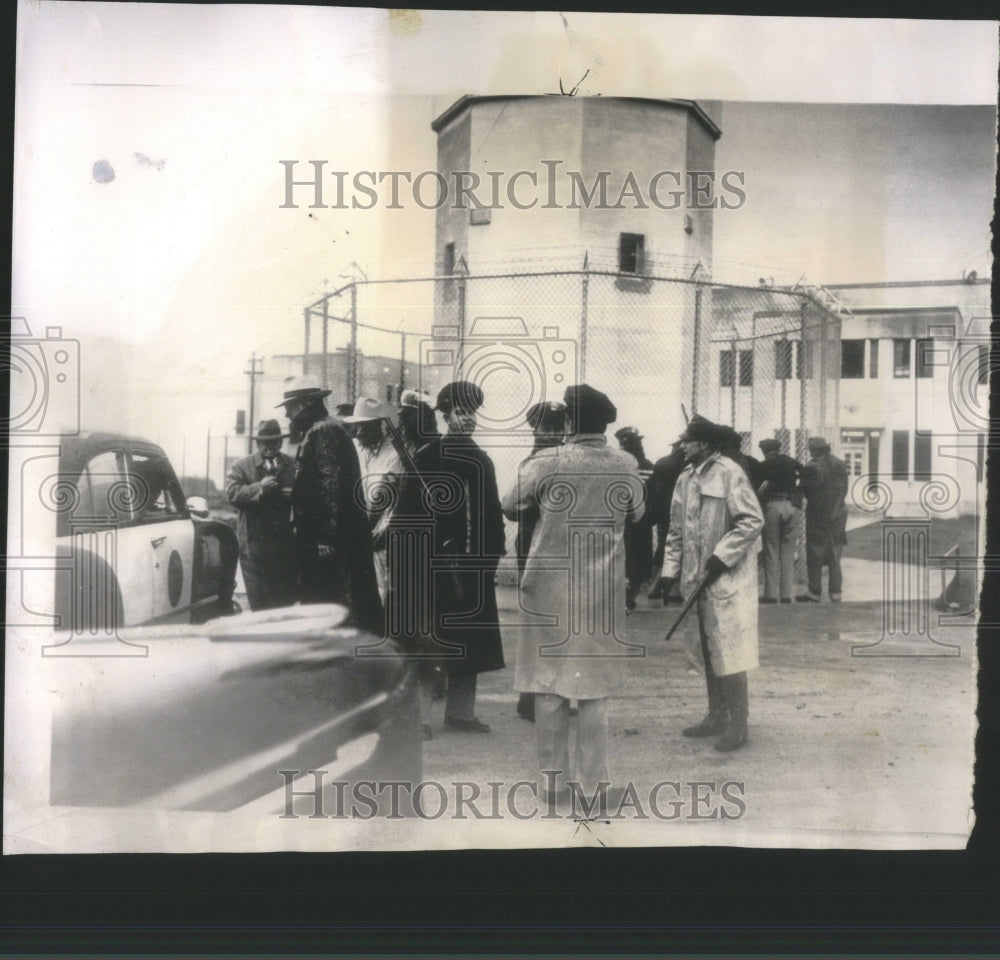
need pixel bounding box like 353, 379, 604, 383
275, 374, 332, 408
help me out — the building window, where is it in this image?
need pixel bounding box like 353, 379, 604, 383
840, 339, 865, 379
892, 430, 909, 480
775, 340, 808, 380
978, 345, 990, 385
775, 340, 794, 380
619, 233, 645, 274
720, 349, 752, 386
915, 339, 935, 379
893, 339, 911, 378
442, 242, 455, 275
914, 432, 932, 480
869, 339, 879, 378
719, 350, 734, 387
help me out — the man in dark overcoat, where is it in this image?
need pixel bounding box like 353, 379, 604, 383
615, 426, 654, 609
389, 380, 506, 734
646, 436, 686, 601
225, 419, 297, 611
798, 436, 849, 603
277, 374, 383, 634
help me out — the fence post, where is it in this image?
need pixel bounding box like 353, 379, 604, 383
780, 337, 788, 440
580, 253, 589, 382
799, 302, 808, 462
321, 297, 329, 390
456, 260, 467, 374
303, 308, 311, 375
349, 282, 359, 398
729, 329, 737, 426
691, 285, 702, 414
399, 331, 406, 395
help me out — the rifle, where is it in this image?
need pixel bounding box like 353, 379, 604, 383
681, 404, 690, 426
383, 417, 434, 503
662, 570, 714, 643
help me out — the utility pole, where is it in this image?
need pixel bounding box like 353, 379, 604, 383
244, 353, 264, 454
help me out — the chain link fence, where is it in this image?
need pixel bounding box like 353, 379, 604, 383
296, 269, 844, 586
302, 269, 841, 451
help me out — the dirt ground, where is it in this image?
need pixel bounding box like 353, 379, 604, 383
419, 594, 977, 848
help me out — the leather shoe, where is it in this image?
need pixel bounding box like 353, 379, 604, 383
444, 716, 491, 733
796, 593, 820, 603
759, 597, 777, 604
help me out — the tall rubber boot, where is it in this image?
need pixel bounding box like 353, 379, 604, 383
682, 672, 729, 737
714, 672, 749, 752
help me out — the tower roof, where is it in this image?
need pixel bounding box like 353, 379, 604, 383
431, 95, 722, 140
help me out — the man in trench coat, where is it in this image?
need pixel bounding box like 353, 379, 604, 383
659, 416, 764, 752
502, 384, 645, 804
225, 419, 297, 611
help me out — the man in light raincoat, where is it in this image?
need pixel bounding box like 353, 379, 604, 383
502, 384, 645, 805
659, 416, 764, 752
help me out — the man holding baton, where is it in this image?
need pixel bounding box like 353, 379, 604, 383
659, 416, 764, 752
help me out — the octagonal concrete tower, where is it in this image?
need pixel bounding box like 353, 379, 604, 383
427, 96, 723, 454
432, 95, 722, 277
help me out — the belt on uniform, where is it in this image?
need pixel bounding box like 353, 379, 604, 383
765, 494, 792, 501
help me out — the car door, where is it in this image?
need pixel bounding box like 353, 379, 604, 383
126, 446, 194, 624
69, 447, 155, 627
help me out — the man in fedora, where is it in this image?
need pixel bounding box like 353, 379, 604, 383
341, 396, 403, 602
276, 374, 383, 634
225, 419, 297, 611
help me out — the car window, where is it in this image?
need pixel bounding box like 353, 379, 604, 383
81, 450, 134, 524
128, 453, 185, 523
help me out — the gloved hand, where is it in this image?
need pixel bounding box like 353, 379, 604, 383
657, 578, 675, 606
704, 555, 729, 582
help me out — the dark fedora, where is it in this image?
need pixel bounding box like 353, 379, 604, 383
681, 415, 718, 444
253, 419, 288, 440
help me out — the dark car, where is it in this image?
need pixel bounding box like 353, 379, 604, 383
53, 431, 241, 632
47, 605, 422, 820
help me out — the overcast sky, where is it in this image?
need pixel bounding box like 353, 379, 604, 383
11, 3, 997, 470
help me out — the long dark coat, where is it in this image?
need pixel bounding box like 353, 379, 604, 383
800, 452, 849, 549
225, 450, 297, 611
386, 433, 505, 677
291, 415, 383, 635
623, 453, 654, 588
